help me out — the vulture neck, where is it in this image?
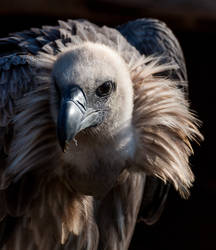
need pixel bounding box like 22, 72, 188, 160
61, 124, 136, 197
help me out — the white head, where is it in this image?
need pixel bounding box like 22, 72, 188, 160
50, 42, 135, 196
52, 42, 134, 145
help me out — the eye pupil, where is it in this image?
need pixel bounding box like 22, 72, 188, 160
96, 81, 115, 97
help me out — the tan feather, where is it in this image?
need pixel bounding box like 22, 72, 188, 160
130, 56, 203, 198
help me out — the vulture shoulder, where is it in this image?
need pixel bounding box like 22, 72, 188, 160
0, 54, 37, 248
0, 54, 36, 172
118, 18, 187, 82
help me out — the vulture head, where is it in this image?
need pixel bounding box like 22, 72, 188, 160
53, 43, 134, 147
50, 43, 135, 196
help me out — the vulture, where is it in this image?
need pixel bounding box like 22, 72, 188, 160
0, 18, 202, 250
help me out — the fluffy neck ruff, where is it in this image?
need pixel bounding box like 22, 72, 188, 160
129, 56, 203, 198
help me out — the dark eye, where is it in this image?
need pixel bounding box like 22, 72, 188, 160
96, 81, 115, 97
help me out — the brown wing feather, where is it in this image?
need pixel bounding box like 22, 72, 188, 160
0, 54, 36, 180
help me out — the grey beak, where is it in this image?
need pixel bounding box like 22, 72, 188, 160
57, 85, 99, 151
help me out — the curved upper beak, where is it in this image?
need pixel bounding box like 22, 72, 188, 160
57, 85, 99, 151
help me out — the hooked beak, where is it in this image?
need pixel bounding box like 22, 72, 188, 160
57, 85, 100, 151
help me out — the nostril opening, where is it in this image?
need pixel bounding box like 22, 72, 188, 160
77, 100, 86, 111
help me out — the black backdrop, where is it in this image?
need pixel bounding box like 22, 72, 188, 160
0, 11, 215, 250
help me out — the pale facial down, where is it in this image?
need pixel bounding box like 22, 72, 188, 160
51, 42, 135, 196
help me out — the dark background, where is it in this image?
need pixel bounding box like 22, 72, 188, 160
0, 0, 215, 249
